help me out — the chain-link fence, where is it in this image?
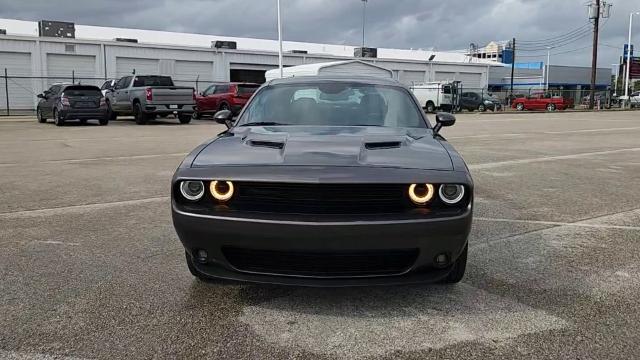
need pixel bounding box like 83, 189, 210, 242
0, 69, 205, 116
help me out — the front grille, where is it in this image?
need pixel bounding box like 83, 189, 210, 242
222, 247, 419, 277
230, 182, 411, 215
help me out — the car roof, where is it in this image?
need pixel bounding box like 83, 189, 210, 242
266, 75, 403, 87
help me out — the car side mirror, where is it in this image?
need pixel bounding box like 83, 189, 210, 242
37, 93, 45, 99
213, 109, 234, 128
433, 112, 455, 136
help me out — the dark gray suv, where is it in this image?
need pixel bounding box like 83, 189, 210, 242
37, 84, 109, 126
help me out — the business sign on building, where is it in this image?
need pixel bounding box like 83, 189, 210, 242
624, 44, 634, 60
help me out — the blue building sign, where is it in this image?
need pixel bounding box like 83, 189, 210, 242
624, 44, 634, 60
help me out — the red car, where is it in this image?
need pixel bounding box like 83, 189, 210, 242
511, 94, 574, 111
193, 82, 260, 118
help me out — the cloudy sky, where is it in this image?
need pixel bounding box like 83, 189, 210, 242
0, 0, 636, 69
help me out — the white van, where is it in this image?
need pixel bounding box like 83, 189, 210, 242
410, 81, 460, 113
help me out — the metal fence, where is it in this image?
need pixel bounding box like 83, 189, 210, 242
0, 69, 206, 116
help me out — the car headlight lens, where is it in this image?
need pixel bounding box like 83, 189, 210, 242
210, 180, 234, 201
439, 184, 465, 204
180, 180, 205, 201
408, 183, 434, 205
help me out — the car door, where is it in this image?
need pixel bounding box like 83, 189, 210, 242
199, 85, 217, 112
211, 84, 230, 110
115, 76, 133, 112
43, 85, 61, 117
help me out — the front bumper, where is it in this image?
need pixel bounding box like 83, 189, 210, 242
172, 204, 472, 286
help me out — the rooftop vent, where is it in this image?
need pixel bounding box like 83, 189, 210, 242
38, 20, 75, 38
354, 47, 377, 58
289, 50, 308, 54
212, 41, 237, 50
115, 38, 138, 43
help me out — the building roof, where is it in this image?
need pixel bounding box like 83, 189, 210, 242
0, 18, 497, 65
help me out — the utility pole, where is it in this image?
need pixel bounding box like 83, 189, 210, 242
588, 0, 601, 110
509, 38, 516, 101
277, 0, 283, 78
361, 0, 368, 48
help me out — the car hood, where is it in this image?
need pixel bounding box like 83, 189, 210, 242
191, 126, 453, 171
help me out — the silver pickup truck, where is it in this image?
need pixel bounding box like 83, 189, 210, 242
105, 75, 195, 124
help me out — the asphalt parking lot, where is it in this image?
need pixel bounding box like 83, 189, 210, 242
1, 111, 639, 359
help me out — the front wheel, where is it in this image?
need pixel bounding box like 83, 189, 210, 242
478, 104, 486, 112
546, 103, 556, 112
53, 109, 64, 126
99, 117, 109, 126
425, 102, 436, 113
178, 114, 192, 124
441, 244, 467, 284
37, 108, 47, 123
515, 103, 525, 111
107, 102, 118, 120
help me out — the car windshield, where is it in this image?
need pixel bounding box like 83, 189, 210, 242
62, 86, 102, 97
237, 82, 427, 128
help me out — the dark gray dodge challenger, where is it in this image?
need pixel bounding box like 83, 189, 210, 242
171, 76, 473, 286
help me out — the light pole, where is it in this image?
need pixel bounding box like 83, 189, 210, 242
613, 64, 619, 96
624, 11, 639, 107
361, 0, 368, 48
546, 47, 551, 91
277, 0, 283, 78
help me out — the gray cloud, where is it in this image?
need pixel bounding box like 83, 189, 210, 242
0, 0, 636, 68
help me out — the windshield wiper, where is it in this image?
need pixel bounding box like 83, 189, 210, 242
240, 121, 290, 127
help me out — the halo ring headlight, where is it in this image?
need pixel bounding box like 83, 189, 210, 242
439, 184, 465, 204
210, 180, 234, 201
408, 183, 435, 205
180, 180, 205, 201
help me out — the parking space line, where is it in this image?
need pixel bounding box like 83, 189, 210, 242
0, 197, 169, 218
0, 153, 188, 167
476, 216, 640, 231
469, 147, 640, 170
449, 126, 640, 140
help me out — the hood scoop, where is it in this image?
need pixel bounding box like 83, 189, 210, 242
364, 141, 402, 150
248, 139, 285, 149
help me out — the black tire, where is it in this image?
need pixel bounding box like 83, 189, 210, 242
53, 108, 64, 126
515, 103, 525, 111
546, 103, 556, 112
80, 119, 87, 125
441, 244, 467, 284
133, 102, 148, 125
37, 107, 47, 123
185, 251, 208, 281
425, 101, 436, 113
219, 102, 230, 111
478, 104, 486, 112
178, 114, 192, 124
99, 117, 109, 126
192, 111, 201, 120
107, 101, 118, 120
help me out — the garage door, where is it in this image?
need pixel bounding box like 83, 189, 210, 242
116, 57, 159, 78
435, 72, 455, 82
47, 54, 97, 86
457, 72, 483, 91
174, 60, 213, 92
398, 70, 425, 86
0, 51, 33, 111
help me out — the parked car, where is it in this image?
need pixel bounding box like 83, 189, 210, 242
511, 94, 574, 111
172, 76, 473, 286
36, 83, 109, 126
100, 79, 117, 97
581, 93, 611, 109
629, 91, 640, 108
193, 82, 260, 119
459, 92, 502, 112
410, 81, 460, 113
105, 75, 195, 124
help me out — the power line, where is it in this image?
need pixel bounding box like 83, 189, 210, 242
518, 23, 592, 44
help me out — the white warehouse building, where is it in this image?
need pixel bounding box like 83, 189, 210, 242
0, 18, 495, 111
